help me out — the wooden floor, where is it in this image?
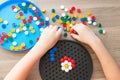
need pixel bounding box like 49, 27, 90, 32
0, 0, 120, 80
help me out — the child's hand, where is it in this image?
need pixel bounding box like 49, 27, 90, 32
38, 25, 62, 50
70, 23, 100, 45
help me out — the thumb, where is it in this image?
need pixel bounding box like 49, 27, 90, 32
70, 33, 80, 40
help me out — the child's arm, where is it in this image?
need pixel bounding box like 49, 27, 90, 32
4, 26, 62, 80
70, 23, 120, 80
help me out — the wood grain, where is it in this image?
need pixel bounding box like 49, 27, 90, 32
0, 0, 120, 80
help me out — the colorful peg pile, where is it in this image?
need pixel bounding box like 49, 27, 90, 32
0, 1, 45, 51
42, 5, 106, 37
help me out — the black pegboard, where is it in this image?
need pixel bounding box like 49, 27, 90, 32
39, 40, 93, 80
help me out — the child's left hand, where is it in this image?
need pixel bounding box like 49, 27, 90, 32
37, 25, 62, 50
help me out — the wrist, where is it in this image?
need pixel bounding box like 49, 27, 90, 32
30, 42, 49, 58
88, 37, 102, 48
35, 41, 50, 51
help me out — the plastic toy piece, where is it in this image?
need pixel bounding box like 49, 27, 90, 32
29, 16, 33, 20
88, 20, 92, 24
70, 29, 76, 34
29, 40, 33, 45
50, 53, 55, 57
10, 46, 14, 50
42, 9, 46, 13
4, 38, 8, 42
62, 24, 66, 28
36, 38, 39, 41
21, 16, 25, 20
56, 15, 60, 19
11, 6, 16, 10
13, 8, 18, 12
45, 17, 49, 21
31, 30, 35, 34
86, 11, 92, 16
33, 17, 37, 21
3, 20, 8, 25
61, 13, 66, 17
66, 24, 70, 32
74, 14, 78, 19
24, 31, 29, 35
32, 7, 36, 10
93, 22, 97, 26
91, 16, 96, 20
16, 29, 20, 33
58, 19, 62, 24
87, 17, 91, 21
51, 13, 56, 18
80, 18, 84, 22
64, 32, 67, 37
63, 27, 66, 31
71, 6, 76, 11
22, 2, 26, 7
22, 19, 27, 24
0, 18, 3, 22
72, 17, 77, 21
64, 8, 68, 12
51, 8, 55, 13
40, 22, 44, 25
16, 15, 20, 19
20, 23, 24, 27
37, 16, 41, 20
8, 37, 13, 42
52, 17, 56, 22
82, 22, 87, 25
71, 21, 75, 25
8, 32, 12, 37
77, 8, 81, 13
36, 21, 40, 25
99, 29, 106, 34
11, 28, 16, 32
2, 24, 7, 29
45, 21, 50, 26
60, 5, 65, 10
23, 26, 27, 31
12, 33, 16, 38
19, 12, 23, 16
40, 28, 44, 32
80, 14, 85, 18
69, 9, 74, 14
29, 4, 33, 8
12, 41, 17, 46
50, 57, 55, 62
84, 17, 88, 22
68, 14, 73, 18
98, 23, 102, 28
60, 56, 76, 72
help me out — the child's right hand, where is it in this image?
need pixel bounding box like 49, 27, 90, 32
70, 23, 100, 46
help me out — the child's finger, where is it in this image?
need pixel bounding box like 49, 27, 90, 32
49, 25, 53, 29
43, 27, 48, 32
53, 25, 58, 31
72, 25, 79, 33
79, 23, 86, 27
71, 33, 80, 40
56, 28, 62, 36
